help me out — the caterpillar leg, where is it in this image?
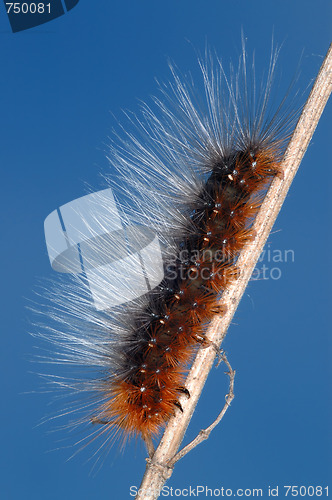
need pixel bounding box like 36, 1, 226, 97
193, 333, 223, 365
177, 386, 190, 398
173, 400, 184, 412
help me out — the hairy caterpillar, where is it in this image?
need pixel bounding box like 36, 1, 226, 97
36, 43, 300, 455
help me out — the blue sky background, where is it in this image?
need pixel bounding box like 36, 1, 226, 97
1, 1, 331, 499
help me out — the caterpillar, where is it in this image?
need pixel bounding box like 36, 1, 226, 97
37, 43, 299, 455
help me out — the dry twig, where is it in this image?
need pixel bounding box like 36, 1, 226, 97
135, 43, 332, 500
168, 351, 235, 467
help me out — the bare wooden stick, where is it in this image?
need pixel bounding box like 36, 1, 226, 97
135, 43, 332, 500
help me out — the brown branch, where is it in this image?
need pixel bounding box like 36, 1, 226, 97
135, 43, 332, 500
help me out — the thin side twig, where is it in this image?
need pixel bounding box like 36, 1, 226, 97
136, 43, 332, 500
169, 351, 235, 467
144, 436, 156, 459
